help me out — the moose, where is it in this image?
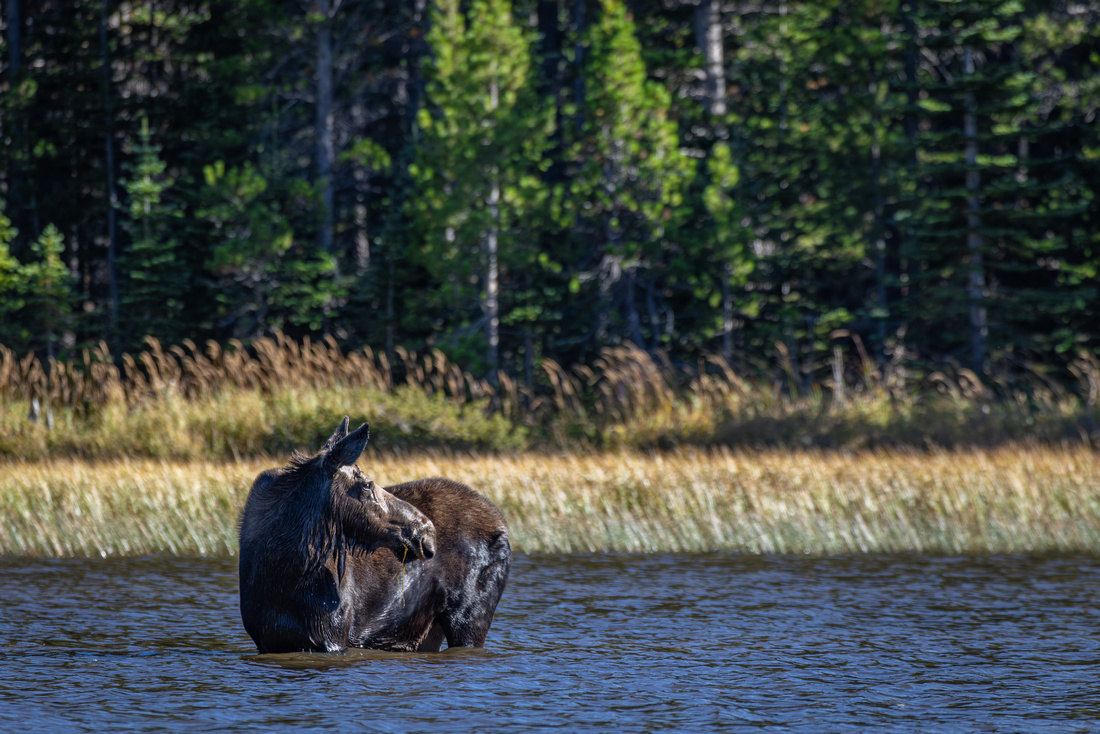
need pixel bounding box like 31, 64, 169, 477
238, 417, 511, 654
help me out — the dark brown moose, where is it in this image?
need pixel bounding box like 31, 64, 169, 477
238, 417, 511, 653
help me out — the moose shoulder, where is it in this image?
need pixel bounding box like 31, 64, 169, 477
238, 417, 511, 654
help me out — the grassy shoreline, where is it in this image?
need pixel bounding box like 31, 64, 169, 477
2, 446, 1098, 557
4, 336, 1100, 463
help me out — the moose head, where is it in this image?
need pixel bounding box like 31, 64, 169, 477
315, 416, 436, 562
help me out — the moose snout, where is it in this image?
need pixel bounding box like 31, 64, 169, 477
419, 525, 436, 560
411, 518, 436, 560
398, 517, 436, 561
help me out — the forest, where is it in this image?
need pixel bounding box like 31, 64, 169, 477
0, 0, 1098, 388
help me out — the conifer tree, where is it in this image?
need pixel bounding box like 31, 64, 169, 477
410, 0, 553, 375
0, 201, 23, 345
894, 0, 1093, 368
564, 0, 694, 349
21, 224, 75, 358
120, 117, 183, 346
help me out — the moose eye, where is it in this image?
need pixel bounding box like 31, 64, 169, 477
355, 481, 380, 504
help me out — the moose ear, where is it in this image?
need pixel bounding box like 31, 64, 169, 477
321, 415, 351, 453
323, 422, 370, 473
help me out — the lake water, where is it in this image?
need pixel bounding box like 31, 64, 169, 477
0, 553, 1097, 732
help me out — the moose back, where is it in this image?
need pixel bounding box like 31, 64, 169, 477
238, 417, 511, 653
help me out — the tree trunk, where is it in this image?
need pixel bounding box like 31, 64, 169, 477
693, 0, 734, 361
316, 0, 335, 254
99, 1, 119, 330
354, 166, 370, 276
624, 266, 644, 347
385, 256, 395, 360
485, 78, 501, 379
573, 0, 585, 131
694, 0, 725, 116
721, 261, 733, 363
902, 2, 918, 303
405, 0, 430, 140
963, 47, 986, 371
486, 182, 500, 378
523, 325, 534, 390
6, 0, 19, 77
778, 1, 788, 132
537, 0, 564, 181
870, 79, 887, 357
5, 0, 24, 235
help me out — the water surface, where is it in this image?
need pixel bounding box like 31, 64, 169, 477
0, 553, 1097, 732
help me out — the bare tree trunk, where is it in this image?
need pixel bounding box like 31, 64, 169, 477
404, 0, 429, 140
353, 166, 370, 275
694, 0, 735, 362
778, 1, 788, 132
99, 0, 119, 330
523, 326, 534, 390
721, 261, 733, 362
573, 0, 585, 131
5, 0, 24, 234
963, 47, 986, 371
870, 78, 887, 357
6, 0, 19, 76
624, 266, 644, 347
902, 2, 918, 304
485, 77, 501, 378
694, 0, 725, 116
316, 0, 335, 254
385, 256, 395, 360
486, 182, 500, 377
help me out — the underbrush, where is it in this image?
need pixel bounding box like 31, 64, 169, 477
0, 333, 1098, 460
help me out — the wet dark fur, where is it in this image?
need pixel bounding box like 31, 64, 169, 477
238, 419, 511, 654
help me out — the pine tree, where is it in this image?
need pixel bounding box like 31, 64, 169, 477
120, 117, 184, 346
0, 201, 23, 346
21, 225, 75, 358
409, 0, 553, 375
700, 143, 755, 362
197, 160, 342, 338
564, 0, 694, 350
894, 0, 1093, 368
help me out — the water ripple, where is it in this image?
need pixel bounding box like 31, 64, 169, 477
0, 553, 1098, 732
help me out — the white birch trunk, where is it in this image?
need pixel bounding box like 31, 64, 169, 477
486, 76, 501, 377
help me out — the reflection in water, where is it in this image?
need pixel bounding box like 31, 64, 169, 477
0, 553, 1098, 732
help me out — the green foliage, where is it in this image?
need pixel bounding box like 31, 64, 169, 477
196, 161, 344, 336
1, 0, 1100, 391
409, 0, 554, 368
120, 117, 184, 346
19, 225, 75, 355
0, 203, 24, 342
562, 0, 695, 348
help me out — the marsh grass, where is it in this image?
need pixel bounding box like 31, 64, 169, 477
2, 447, 1097, 556
2, 334, 1099, 460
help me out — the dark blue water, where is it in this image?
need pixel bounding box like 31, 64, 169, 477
0, 553, 1097, 732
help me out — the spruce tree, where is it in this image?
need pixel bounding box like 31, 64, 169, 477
0, 201, 23, 346
895, 0, 1093, 368
564, 0, 694, 350
21, 224, 75, 358
120, 117, 184, 346
409, 0, 553, 375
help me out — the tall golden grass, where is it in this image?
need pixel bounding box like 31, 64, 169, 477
2, 332, 1098, 459
1, 447, 1097, 556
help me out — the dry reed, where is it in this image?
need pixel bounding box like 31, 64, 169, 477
1, 447, 1097, 557
2, 333, 1099, 459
